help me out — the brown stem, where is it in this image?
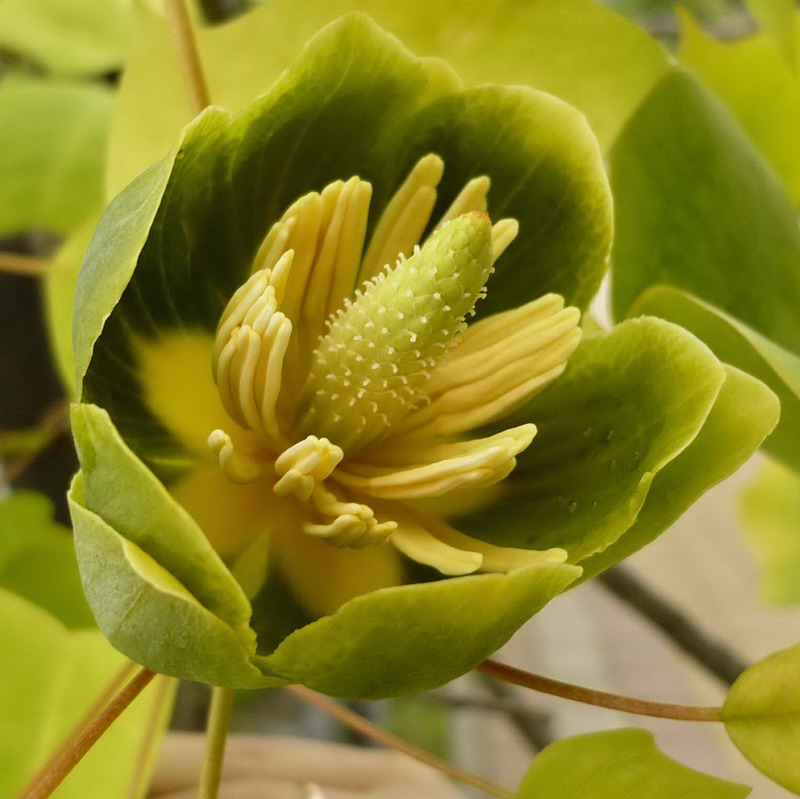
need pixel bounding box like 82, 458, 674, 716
163, 0, 211, 114
126, 675, 175, 799
1, 400, 70, 484
287, 685, 515, 799
0, 252, 48, 277
17, 668, 157, 799
477, 660, 722, 722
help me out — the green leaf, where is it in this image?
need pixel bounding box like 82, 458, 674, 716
0, 79, 113, 236
517, 728, 751, 798
0, 490, 93, 628
679, 10, 800, 202
84, 12, 611, 471
723, 642, 800, 794
45, 214, 99, 397
630, 287, 800, 471
456, 317, 726, 562
107, 0, 667, 195
610, 69, 800, 354
581, 363, 779, 579
741, 459, 800, 604
742, 0, 798, 71
0, 587, 172, 798
259, 561, 580, 699
0, 0, 130, 76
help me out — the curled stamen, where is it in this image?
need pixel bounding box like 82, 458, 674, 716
303, 485, 397, 549
207, 429, 262, 484
274, 435, 344, 501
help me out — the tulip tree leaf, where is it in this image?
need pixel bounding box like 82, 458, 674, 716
581, 364, 779, 579
742, 0, 798, 71
516, 728, 751, 798
0, 79, 113, 237
630, 286, 800, 471
45, 214, 99, 397
610, 69, 800, 355
457, 317, 726, 562
107, 0, 665, 195
0, 490, 93, 628
741, 459, 800, 605
81, 13, 611, 475
260, 561, 580, 699
0, 0, 130, 77
0, 587, 172, 798
722, 642, 800, 794
679, 10, 800, 202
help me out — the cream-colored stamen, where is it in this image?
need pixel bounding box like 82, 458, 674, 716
360, 154, 444, 281
274, 435, 344, 501
336, 425, 536, 499
303, 485, 397, 549
437, 175, 490, 226
207, 429, 262, 484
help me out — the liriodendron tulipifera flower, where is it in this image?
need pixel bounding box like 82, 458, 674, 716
68, 14, 770, 697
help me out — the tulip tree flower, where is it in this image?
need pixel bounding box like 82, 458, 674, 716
67, 15, 778, 698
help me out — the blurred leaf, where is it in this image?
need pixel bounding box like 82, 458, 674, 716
723, 642, 800, 794
741, 459, 800, 604
108, 0, 668, 194
0, 79, 113, 236
0, 0, 130, 76
44, 214, 100, 397
0, 587, 172, 798
679, 10, 800, 201
516, 728, 751, 797
742, 0, 798, 71
0, 490, 94, 628
631, 287, 800, 471
610, 69, 800, 355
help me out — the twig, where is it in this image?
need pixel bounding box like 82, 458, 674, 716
598, 566, 747, 686
163, 0, 211, 114
0, 251, 48, 277
287, 685, 515, 799
477, 660, 721, 722
17, 668, 157, 799
198, 686, 234, 799
18, 662, 139, 799
126, 675, 175, 799
1, 400, 70, 484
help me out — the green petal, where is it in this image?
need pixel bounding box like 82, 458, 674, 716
70, 403, 253, 637
0, 79, 112, 236
455, 317, 726, 562
0, 490, 93, 628
83, 13, 611, 471
0, 587, 171, 798
679, 10, 800, 202
259, 561, 580, 699
69, 485, 275, 689
516, 728, 751, 798
741, 459, 800, 605
581, 364, 779, 579
107, 0, 667, 195
0, 0, 130, 77
722, 642, 800, 795
631, 286, 800, 471
610, 69, 800, 354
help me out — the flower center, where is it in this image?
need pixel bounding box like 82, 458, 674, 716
208, 154, 524, 548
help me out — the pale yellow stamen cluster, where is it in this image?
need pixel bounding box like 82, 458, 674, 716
207, 154, 582, 571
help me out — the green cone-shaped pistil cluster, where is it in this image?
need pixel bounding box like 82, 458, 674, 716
298, 212, 493, 452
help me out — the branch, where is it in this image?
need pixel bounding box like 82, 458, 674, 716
598, 565, 747, 686
163, 0, 211, 114
17, 668, 157, 799
1, 400, 70, 484
287, 685, 515, 799
0, 251, 48, 277
477, 660, 721, 722
199, 686, 235, 799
